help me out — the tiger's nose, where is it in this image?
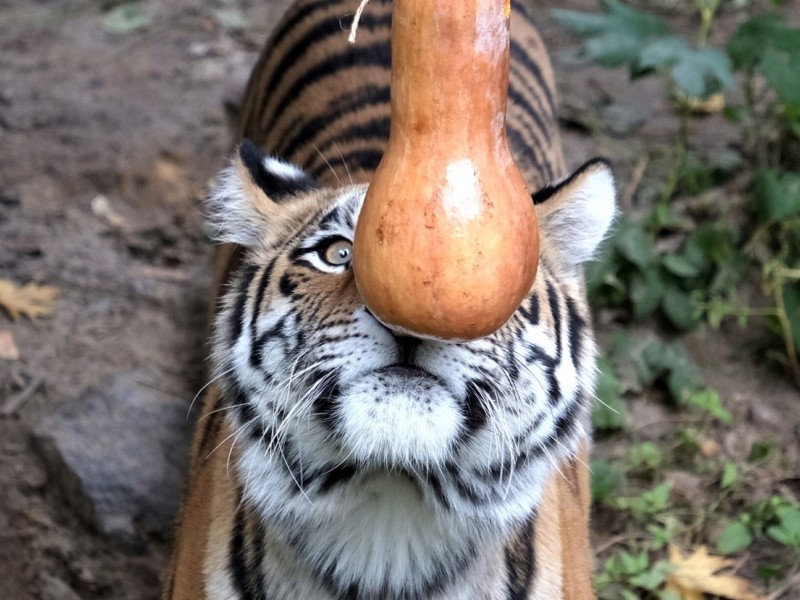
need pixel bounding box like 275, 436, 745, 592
394, 335, 421, 365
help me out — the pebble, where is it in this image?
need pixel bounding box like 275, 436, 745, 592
31, 370, 192, 544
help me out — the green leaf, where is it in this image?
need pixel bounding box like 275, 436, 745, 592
630, 560, 674, 591
754, 169, 800, 222
102, 2, 151, 35
728, 15, 800, 104
687, 389, 732, 424
628, 442, 663, 470
643, 482, 672, 510
630, 269, 665, 318
662, 253, 702, 278
639, 37, 690, 69
670, 47, 734, 99
591, 459, 626, 502
761, 47, 800, 105
550, 8, 614, 35
648, 516, 681, 550
720, 462, 739, 489
552, 0, 669, 70
756, 564, 784, 582
662, 287, 698, 330
783, 282, 800, 354
594, 361, 627, 431
727, 14, 800, 69
620, 550, 649, 574
718, 521, 753, 554
769, 505, 800, 547
615, 219, 655, 268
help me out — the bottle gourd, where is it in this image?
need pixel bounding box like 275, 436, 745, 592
353, 0, 540, 340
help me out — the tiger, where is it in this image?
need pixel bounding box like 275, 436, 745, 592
164, 0, 616, 599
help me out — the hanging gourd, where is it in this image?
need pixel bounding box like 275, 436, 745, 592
353, 0, 539, 341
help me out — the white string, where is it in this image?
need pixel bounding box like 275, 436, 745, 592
348, 0, 370, 44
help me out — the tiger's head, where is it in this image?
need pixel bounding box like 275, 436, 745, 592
206, 139, 615, 592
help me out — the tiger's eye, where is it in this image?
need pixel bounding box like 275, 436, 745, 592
323, 240, 353, 266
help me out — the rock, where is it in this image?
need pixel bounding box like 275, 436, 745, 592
31, 370, 192, 544
665, 470, 705, 505
747, 400, 782, 429
37, 572, 81, 600
15, 458, 48, 491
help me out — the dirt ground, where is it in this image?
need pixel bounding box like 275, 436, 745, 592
0, 0, 798, 599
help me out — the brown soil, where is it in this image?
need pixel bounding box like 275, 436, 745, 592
0, 1, 797, 598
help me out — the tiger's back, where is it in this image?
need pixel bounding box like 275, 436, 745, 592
166, 1, 614, 598
239, 0, 565, 187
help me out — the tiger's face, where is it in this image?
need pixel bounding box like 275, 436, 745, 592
207, 140, 615, 594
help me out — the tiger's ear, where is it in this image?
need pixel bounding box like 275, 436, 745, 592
206, 140, 318, 247
533, 159, 616, 274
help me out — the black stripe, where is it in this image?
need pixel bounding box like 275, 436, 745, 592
507, 94, 555, 181
269, 41, 392, 138
425, 471, 451, 510
532, 158, 611, 205
510, 38, 556, 119
319, 464, 358, 493
249, 516, 268, 599
239, 139, 318, 201
505, 514, 537, 599
506, 121, 551, 183
229, 500, 254, 600
508, 85, 551, 158
263, 10, 392, 133
546, 282, 562, 361
519, 294, 539, 326
311, 374, 342, 429
249, 258, 277, 368
268, 0, 343, 61
312, 115, 391, 165
566, 297, 585, 368
546, 281, 563, 406
281, 85, 390, 161
230, 264, 258, 343
552, 399, 580, 442
279, 272, 297, 297
242, 0, 344, 129
462, 380, 490, 441
446, 462, 484, 505
252, 315, 288, 369
310, 148, 384, 179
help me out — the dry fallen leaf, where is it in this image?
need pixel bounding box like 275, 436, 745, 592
666, 545, 765, 600
0, 329, 20, 360
0, 279, 59, 320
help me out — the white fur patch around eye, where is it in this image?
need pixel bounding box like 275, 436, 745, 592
541, 163, 617, 267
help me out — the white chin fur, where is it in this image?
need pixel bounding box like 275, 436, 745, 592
334, 367, 463, 467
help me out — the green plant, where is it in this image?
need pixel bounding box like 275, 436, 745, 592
719, 495, 800, 555
560, 0, 800, 384
596, 548, 676, 600
587, 216, 744, 332
553, 0, 733, 101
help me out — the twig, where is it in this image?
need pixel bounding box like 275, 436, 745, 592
620, 156, 648, 209
767, 563, 800, 600
595, 533, 651, 555
1, 376, 43, 416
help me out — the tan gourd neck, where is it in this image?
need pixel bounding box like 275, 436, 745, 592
390, 0, 511, 151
